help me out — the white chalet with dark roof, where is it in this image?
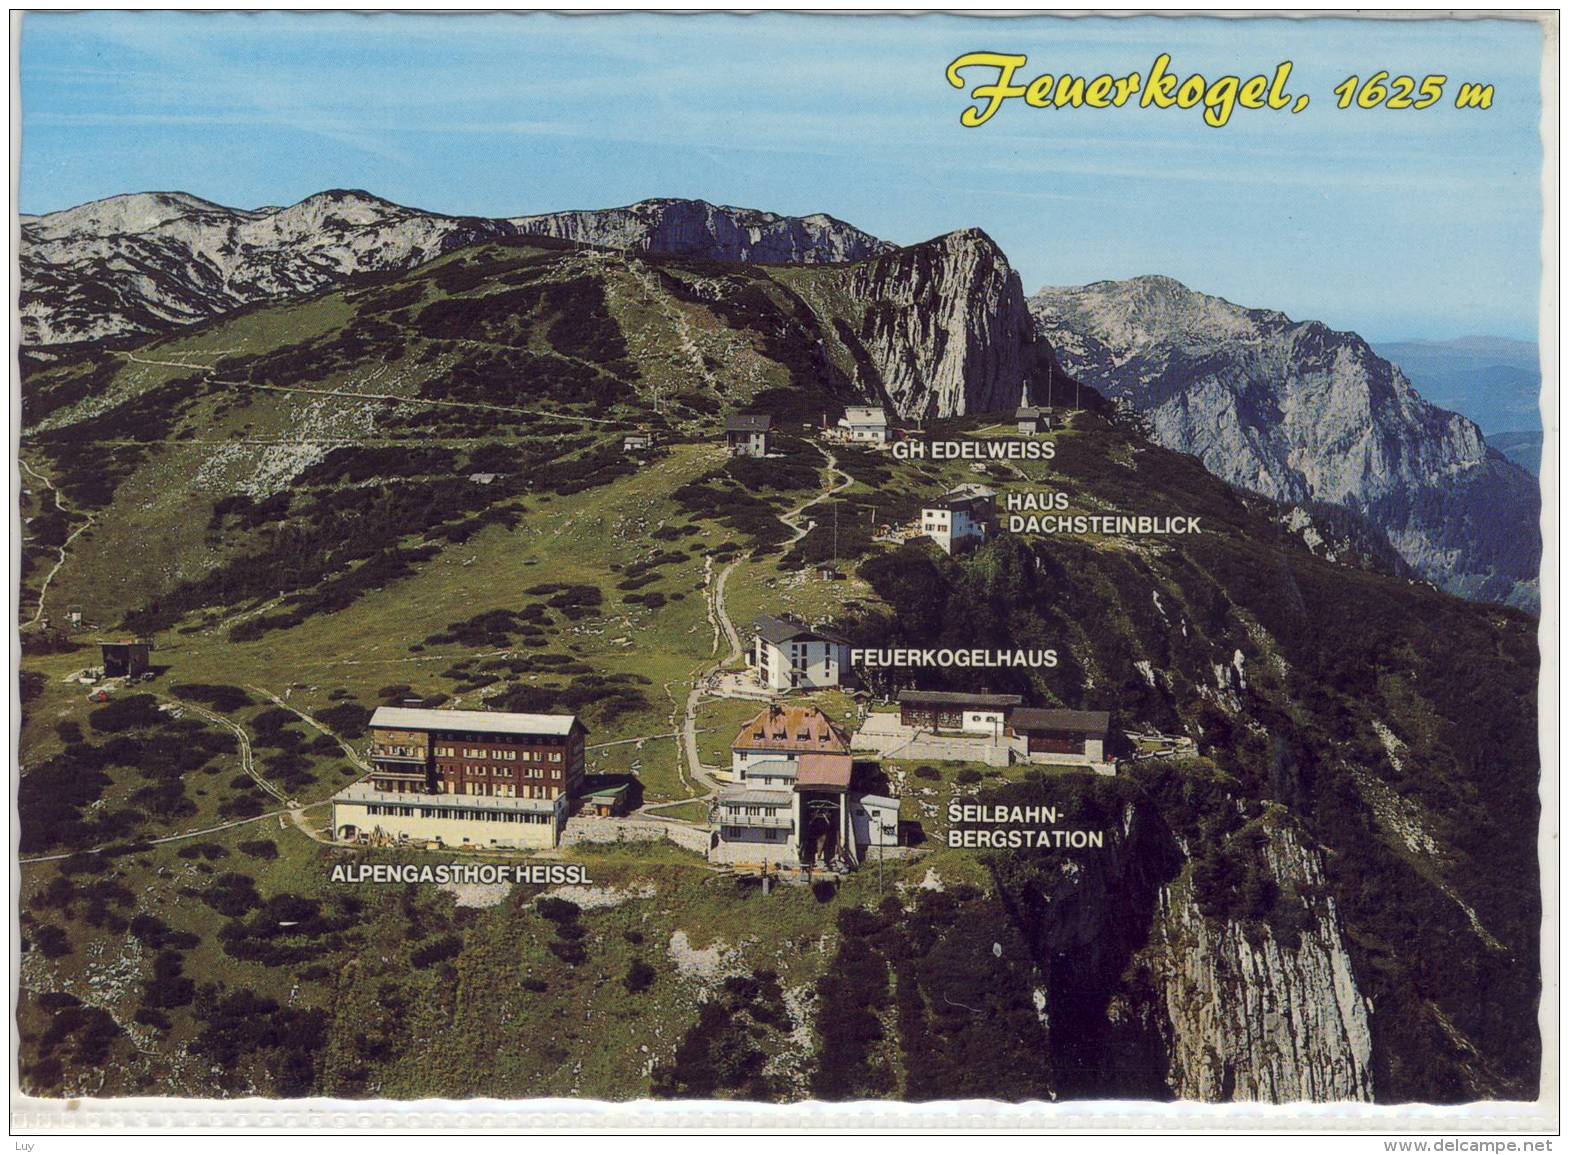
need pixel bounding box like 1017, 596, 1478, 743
725, 414, 773, 458
921, 484, 996, 554
751, 614, 852, 691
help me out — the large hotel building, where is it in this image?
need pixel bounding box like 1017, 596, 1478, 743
332, 706, 587, 850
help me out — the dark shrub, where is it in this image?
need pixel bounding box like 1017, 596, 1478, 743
133, 1007, 172, 1030
624, 960, 657, 994
88, 694, 164, 733
30, 924, 71, 958
143, 950, 196, 1009
547, 939, 587, 966
535, 896, 581, 923
171, 684, 254, 712
410, 934, 462, 969
201, 873, 261, 917
314, 703, 371, 739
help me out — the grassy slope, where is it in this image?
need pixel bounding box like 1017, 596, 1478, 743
16, 241, 1542, 1103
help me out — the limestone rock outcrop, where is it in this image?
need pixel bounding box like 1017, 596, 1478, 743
19, 192, 887, 347
842, 228, 1043, 419
1150, 823, 1375, 1102
511, 197, 890, 265
1030, 275, 1540, 608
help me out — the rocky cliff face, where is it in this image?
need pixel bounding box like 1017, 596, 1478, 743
511, 197, 890, 265
1029, 275, 1540, 608
990, 789, 1378, 1103
842, 228, 1045, 419
20, 191, 890, 348
1148, 823, 1374, 1102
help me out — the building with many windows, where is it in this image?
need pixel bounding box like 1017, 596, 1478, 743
334, 706, 587, 848
331, 786, 565, 850
750, 614, 852, 692
710, 705, 899, 869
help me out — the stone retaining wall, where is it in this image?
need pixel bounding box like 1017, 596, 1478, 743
562, 816, 710, 854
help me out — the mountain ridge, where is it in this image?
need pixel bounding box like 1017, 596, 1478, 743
20, 190, 893, 348
1029, 274, 1540, 610
16, 234, 1540, 1103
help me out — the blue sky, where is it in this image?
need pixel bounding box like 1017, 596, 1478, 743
19, 11, 1547, 340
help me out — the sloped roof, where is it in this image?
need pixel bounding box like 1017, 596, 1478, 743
795, 753, 853, 792
718, 786, 794, 807
754, 613, 850, 646
898, 689, 1023, 709
841, 406, 888, 426
741, 758, 798, 779
733, 704, 850, 755
942, 483, 996, 502
725, 414, 773, 433
369, 706, 580, 737
1010, 708, 1111, 734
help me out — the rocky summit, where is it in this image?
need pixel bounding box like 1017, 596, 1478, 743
510, 197, 892, 266
1029, 275, 1541, 609
843, 227, 1052, 419
19, 191, 891, 349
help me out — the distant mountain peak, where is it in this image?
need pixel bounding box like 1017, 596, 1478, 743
1031, 275, 1540, 609
24, 190, 241, 240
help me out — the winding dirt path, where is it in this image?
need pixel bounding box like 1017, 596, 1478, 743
668, 440, 852, 812
18, 800, 333, 865
19, 458, 94, 629
779, 442, 853, 548
165, 695, 290, 805
247, 684, 370, 773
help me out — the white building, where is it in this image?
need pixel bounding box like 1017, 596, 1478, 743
1015, 405, 1051, 435
711, 705, 900, 869
921, 484, 996, 554
710, 753, 889, 870
837, 405, 890, 445
851, 794, 900, 853
727, 703, 850, 782
751, 614, 852, 692
331, 784, 565, 850
711, 785, 798, 865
